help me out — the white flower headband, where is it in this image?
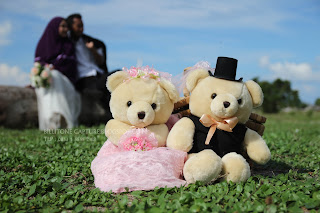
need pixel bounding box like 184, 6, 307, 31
122, 66, 172, 82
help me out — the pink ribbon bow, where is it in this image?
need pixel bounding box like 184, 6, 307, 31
199, 114, 238, 145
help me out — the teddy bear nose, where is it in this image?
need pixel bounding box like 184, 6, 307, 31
223, 101, 230, 108
138, 111, 146, 119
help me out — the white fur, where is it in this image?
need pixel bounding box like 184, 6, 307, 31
106, 71, 129, 93
245, 80, 264, 108
159, 79, 180, 103
127, 101, 155, 128
244, 129, 271, 165
106, 72, 179, 146
167, 69, 271, 184
221, 152, 251, 182
186, 69, 209, 92
183, 150, 222, 183
211, 93, 239, 118
167, 117, 195, 152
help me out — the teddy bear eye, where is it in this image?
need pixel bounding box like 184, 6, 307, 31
151, 103, 157, 110
127, 101, 132, 107
211, 93, 217, 99
237, 99, 242, 105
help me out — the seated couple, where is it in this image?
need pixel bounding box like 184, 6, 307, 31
34, 14, 112, 130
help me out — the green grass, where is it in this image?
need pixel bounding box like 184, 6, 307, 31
1, 112, 320, 212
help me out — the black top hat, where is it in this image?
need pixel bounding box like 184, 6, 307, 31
209, 57, 243, 82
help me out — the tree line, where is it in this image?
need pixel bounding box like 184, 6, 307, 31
252, 78, 318, 113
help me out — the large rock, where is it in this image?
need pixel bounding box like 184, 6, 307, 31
0, 86, 38, 128
0, 85, 110, 129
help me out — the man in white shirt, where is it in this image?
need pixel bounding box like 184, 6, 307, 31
67, 13, 112, 121
67, 13, 108, 91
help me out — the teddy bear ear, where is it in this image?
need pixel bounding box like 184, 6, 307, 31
245, 80, 264, 108
186, 69, 210, 92
106, 71, 129, 93
159, 79, 180, 103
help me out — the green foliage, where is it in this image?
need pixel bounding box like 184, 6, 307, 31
1, 113, 320, 212
253, 78, 306, 113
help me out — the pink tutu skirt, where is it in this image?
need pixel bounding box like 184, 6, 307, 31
91, 140, 187, 193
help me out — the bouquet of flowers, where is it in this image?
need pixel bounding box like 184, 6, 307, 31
118, 128, 158, 151
30, 62, 53, 88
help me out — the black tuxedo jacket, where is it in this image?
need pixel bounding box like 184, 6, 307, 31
188, 114, 247, 157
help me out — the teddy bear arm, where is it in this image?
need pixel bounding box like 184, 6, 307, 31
105, 119, 131, 145
146, 124, 169, 147
166, 117, 195, 152
243, 128, 271, 165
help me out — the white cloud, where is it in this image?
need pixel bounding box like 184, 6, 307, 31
108, 49, 173, 70
1, 0, 294, 31
0, 1, 76, 20
259, 56, 320, 81
0, 21, 12, 46
294, 82, 320, 104
259, 56, 270, 67
301, 84, 317, 93
75, 0, 294, 31
0, 64, 30, 86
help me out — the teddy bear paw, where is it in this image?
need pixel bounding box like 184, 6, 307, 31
247, 145, 271, 165
221, 152, 251, 183
183, 149, 222, 184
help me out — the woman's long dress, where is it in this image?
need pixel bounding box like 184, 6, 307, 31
35, 70, 81, 130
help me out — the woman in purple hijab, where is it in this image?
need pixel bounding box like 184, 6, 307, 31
34, 17, 81, 130
35, 17, 77, 84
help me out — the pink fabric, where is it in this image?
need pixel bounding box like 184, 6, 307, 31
91, 140, 187, 193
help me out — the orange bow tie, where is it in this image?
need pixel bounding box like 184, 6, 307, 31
199, 114, 238, 145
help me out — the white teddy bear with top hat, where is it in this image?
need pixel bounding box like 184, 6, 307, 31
167, 57, 271, 183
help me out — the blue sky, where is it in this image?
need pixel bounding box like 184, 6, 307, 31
0, 0, 319, 104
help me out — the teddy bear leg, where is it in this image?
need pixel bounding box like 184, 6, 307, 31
183, 149, 222, 184
221, 152, 250, 183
